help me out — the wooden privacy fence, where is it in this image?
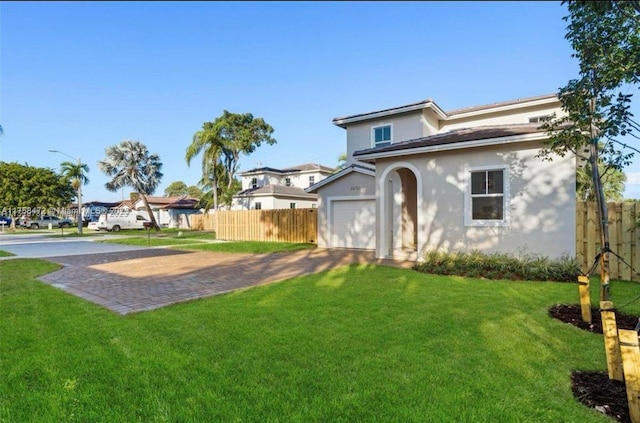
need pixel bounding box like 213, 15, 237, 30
190, 208, 318, 244
576, 201, 640, 282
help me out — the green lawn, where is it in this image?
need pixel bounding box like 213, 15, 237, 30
3, 259, 635, 422
0, 250, 14, 257
101, 236, 316, 253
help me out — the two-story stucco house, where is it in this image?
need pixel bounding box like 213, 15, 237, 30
232, 163, 334, 210
307, 93, 577, 261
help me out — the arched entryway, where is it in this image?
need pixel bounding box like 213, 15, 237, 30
379, 163, 421, 260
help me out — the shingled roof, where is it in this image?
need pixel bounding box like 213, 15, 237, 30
234, 184, 317, 198
353, 123, 548, 158
240, 163, 333, 175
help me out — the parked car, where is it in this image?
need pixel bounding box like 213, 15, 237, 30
20, 215, 72, 229
0, 216, 12, 227
95, 212, 150, 232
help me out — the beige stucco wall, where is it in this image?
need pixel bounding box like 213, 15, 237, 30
315, 171, 376, 248
375, 140, 576, 259
442, 103, 566, 132
346, 112, 425, 166
242, 170, 332, 190
233, 195, 317, 210
241, 173, 282, 190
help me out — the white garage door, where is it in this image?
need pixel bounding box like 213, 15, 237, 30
331, 199, 376, 250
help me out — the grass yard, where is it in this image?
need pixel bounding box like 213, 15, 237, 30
0, 250, 14, 257
180, 241, 316, 253
2, 259, 636, 422
101, 235, 316, 254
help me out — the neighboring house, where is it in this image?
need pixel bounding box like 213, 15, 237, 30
232, 163, 334, 210
127, 196, 200, 228
82, 201, 122, 223
307, 93, 578, 261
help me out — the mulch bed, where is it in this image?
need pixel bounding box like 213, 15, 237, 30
549, 304, 640, 422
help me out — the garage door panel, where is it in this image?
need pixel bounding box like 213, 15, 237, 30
331, 200, 375, 250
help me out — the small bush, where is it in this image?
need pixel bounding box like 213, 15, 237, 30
413, 249, 580, 282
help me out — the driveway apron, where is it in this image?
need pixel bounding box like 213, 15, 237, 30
39, 248, 411, 315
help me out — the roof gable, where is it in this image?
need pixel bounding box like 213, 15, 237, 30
305, 164, 375, 193
333, 93, 559, 128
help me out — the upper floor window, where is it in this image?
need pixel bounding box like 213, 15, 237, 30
464, 166, 509, 227
290, 203, 296, 209
309, 175, 315, 187
372, 124, 392, 148
251, 177, 258, 188
254, 202, 262, 210
285, 177, 291, 187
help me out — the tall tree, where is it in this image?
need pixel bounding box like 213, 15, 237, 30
187, 111, 276, 211
98, 140, 164, 230
186, 122, 224, 210
0, 162, 75, 227
58, 160, 90, 233
164, 181, 188, 197
215, 111, 276, 189
163, 181, 203, 198
186, 185, 203, 199
539, 0, 640, 302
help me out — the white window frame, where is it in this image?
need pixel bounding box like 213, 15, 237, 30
309, 175, 315, 187
290, 203, 296, 209
371, 123, 393, 148
254, 202, 262, 210
464, 164, 509, 227
251, 177, 258, 188
285, 177, 291, 187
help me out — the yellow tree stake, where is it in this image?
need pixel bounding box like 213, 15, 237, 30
578, 275, 591, 323
618, 329, 640, 423
601, 301, 624, 381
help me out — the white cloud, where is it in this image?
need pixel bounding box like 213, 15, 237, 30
627, 172, 640, 185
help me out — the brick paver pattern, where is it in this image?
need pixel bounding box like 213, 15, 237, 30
39, 248, 412, 315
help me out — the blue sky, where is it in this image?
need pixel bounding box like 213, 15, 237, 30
2, 1, 639, 202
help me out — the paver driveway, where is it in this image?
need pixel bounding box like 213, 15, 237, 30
39, 248, 412, 315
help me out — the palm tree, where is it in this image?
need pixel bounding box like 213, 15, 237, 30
336, 152, 348, 172
577, 162, 626, 202
59, 160, 90, 233
186, 122, 223, 211
98, 140, 163, 230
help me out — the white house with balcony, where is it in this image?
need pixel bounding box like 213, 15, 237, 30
307, 93, 579, 261
231, 163, 334, 210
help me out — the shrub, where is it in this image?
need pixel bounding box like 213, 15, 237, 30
413, 249, 580, 282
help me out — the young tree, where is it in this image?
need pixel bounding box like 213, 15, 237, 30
58, 160, 90, 233
98, 140, 164, 230
539, 0, 640, 302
